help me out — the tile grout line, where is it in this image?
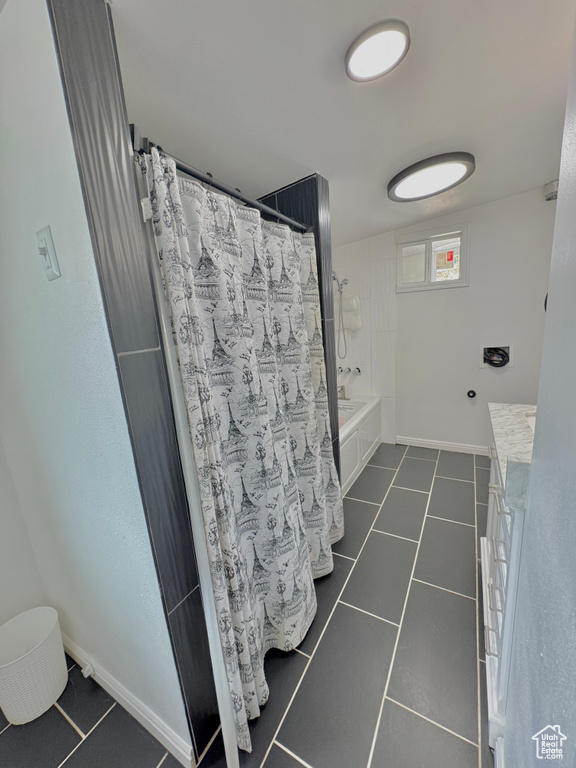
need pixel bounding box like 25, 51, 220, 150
274, 740, 315, 768
427, 514, 475, 529
332, 551, 356, 562
167, 584, 200, 617
117, 345, 162, 357
366, 450, 441, 768
0, 724, 10, 736
412, 578, 475, 601
54, 702, 86, 739
343, 495, 382, 506
293, 647, 311, 659
475, 458, 482, 768
436, 474, 474, 484
338, 600, 400, 627
366, 463, 405, 471
258, 444, 409, 768
155, 753, 169, 768
371, 529, 419, 544
391, 485, 429, 495
385, 697, 479, 748
396, 456, 438, 465
56, 703, 116, 768
196, 724, 222, 766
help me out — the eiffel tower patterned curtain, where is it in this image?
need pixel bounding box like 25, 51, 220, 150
142, 148, 343, 751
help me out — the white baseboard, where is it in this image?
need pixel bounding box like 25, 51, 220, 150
62, 634, 194, 768
396, 435, 489, 456
494, 736, 505, 768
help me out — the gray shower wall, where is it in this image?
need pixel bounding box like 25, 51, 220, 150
47, 0, 218, 758
47, 0, 342, 762
260, 176, 340, 474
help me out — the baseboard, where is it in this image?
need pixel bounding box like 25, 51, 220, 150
494, 736, 505, 768
61, 634, 194, 768
396, 436, 489, 456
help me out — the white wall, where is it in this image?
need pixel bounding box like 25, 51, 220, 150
332, 232, 397, 443
396, 191, 556, 449
504, 23, 576, 765
335, 189, 556, 449
0, 0, 190, 746
0, 435, 43, 626
395, 191, 556, 448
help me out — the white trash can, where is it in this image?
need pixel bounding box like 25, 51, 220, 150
0, 607, 68, 725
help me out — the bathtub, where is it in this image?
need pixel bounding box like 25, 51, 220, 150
338, 396, 381, 495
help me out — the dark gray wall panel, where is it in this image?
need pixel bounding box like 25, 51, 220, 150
322, 318, 339, 443
47, 0, 220, 753
331, 438, 340, 479
259, 175, 339, 475
118, 351, 199, 611
47, 0, 158, 354
169, 588, 220, 758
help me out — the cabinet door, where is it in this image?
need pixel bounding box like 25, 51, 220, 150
359, 406, 381, 463
340, 433, 360, 494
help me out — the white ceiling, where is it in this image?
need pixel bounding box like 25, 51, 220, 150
112, 0, 576, 246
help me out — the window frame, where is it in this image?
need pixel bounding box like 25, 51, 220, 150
395, 224, 470, 293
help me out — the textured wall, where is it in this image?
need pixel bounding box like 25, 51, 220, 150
504, 24, 576, 767
0, 437, 43, 626
395, 190, 555, 449
335, 189, 556, 449
332, 231, 397, 444
0, 0, 189, 743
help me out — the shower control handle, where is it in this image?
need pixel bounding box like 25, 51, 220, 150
344, 367, 351, 374
353, 367, 362, 376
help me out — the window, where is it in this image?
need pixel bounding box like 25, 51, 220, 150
396, 226, 469, 293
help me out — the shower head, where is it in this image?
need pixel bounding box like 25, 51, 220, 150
332, 272, 349, 292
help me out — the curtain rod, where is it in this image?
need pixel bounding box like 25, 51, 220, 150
131, 125, 311, 233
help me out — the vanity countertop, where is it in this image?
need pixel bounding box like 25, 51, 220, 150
488, 402, 536, 485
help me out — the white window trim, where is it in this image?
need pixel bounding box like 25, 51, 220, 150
395, 224, 470, 293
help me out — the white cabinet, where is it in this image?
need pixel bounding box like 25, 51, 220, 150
340, 433, 359, 493
359, 410, 380, 464
481, 444, 529, 747
339, 399, 381, 495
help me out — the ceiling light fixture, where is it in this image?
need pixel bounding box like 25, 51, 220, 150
345, 20, 410, 81
387, 152, 476, 202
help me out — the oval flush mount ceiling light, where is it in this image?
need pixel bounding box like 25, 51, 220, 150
345, 20, 410, 81
387, 152, 476, 202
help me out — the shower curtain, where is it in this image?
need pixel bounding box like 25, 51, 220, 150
142, 148, 343, 751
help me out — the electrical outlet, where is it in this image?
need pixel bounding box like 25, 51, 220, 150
36, 225, 61, 281
479, 344, 513, 368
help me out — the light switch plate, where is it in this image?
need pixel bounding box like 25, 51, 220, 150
37, 225, 61, 281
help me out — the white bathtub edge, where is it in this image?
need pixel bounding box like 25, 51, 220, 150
338, 396, 381, 444
338, 397, 382, 495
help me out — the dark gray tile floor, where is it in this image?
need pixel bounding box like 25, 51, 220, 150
373, 487, 427, 541
245, 444, 492, 768
393, 456, 436, 493
0, 444, 493, 768
0, 657, 182, 768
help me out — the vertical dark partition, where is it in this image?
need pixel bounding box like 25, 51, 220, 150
259, 176, 340, 474
47, 0, 219, 759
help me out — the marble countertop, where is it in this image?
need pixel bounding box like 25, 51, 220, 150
488, 403, 536, 485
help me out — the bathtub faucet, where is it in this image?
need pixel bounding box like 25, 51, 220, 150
337, 385, 348, 400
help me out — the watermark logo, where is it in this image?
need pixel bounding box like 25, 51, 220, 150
532, 725, 567, 760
